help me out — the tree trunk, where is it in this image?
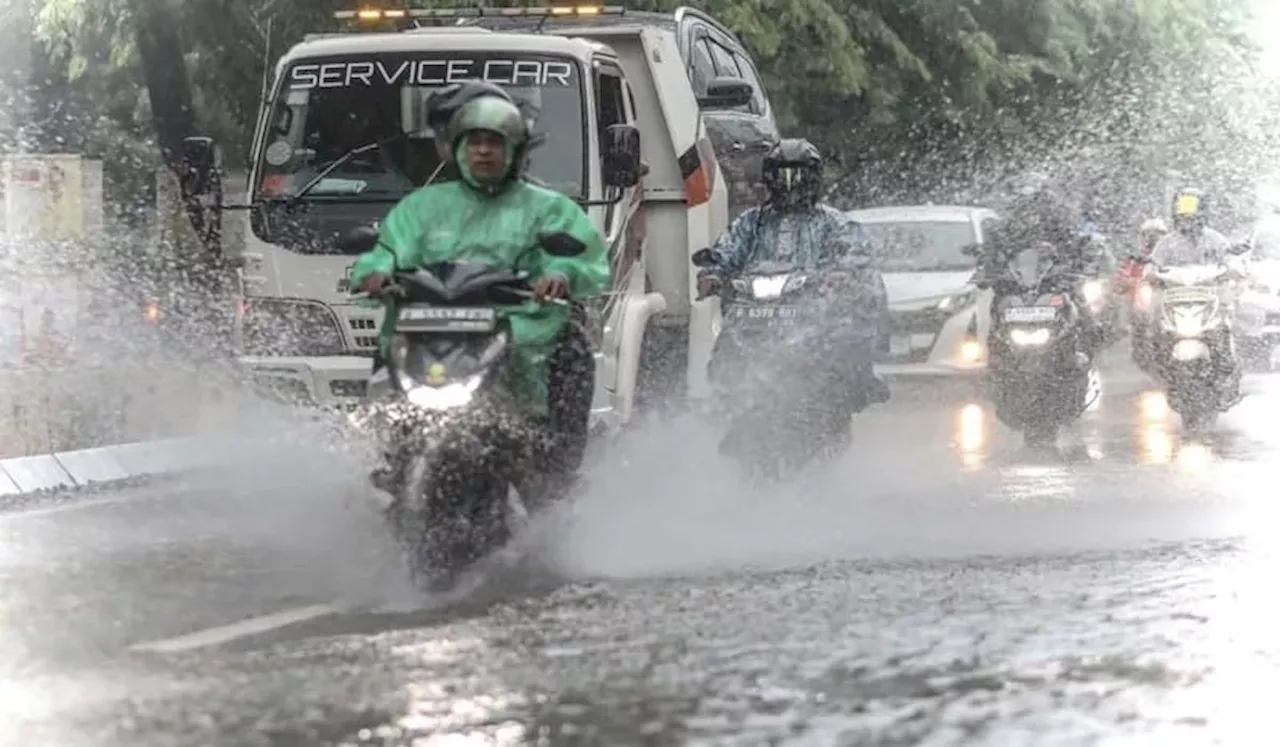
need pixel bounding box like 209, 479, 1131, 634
131, 0, 227, 353
131, 0, 225, 277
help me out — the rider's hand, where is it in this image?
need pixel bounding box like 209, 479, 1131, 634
697, 275, 723, 299
359, 272, 390, 295
534, 273, 570, 302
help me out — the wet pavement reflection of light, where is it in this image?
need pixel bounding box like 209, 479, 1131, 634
13, 356, 1280, 744
955, 402, 987, 471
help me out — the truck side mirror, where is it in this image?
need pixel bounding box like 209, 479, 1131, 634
337, 225, 380, 254
602, 124, 642, 189
697, 77, 753, 110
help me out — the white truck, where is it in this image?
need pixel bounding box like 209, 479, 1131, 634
181, 4, 777, 429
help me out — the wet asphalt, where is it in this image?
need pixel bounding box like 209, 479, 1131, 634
3, 345, 1280, 746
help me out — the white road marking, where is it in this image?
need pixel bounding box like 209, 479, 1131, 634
129, 603, 347, 654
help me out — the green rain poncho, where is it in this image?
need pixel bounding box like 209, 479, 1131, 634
349, 155, 609, 416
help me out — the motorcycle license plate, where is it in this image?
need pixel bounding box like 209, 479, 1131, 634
728, 305, 800, 324
1002, 305, 1058, 324
397, 306, 497, 332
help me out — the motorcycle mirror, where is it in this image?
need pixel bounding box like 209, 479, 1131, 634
539, 232, 588, 257
337, 225, 380, 254
691, 248, 724, 267
959, 243, 982, 258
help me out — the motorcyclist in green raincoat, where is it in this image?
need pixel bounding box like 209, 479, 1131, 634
350, 89, 610, 484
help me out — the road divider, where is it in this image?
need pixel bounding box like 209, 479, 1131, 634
0, 436, 224, 496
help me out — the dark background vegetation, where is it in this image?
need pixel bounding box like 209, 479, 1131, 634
2, 0, 1274, 243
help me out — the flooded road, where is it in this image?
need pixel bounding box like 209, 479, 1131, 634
2, 350, 1279, 746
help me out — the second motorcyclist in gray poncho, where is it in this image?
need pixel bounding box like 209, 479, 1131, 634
696, 138, 890, 405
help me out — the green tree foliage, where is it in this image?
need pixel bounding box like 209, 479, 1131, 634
17, 0, 1270, 229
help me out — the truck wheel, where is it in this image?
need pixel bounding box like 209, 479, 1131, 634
633, 325, 687, 418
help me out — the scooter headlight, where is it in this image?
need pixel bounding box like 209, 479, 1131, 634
750, 273, 807, 299
405, 374, 485, 410
1135, 283, 1154, 310
1082, 280, 1105, 307
389, 331, 507, 410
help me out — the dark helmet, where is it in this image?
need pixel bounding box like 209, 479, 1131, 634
762, 138, 823, 208
1171, 187, 1208, 234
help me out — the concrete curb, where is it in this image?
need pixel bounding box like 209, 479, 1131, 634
0, 437, 219, 498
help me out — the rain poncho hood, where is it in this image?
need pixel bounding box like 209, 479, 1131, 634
349, 177, 609, 415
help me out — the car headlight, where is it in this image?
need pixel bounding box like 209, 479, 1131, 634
936, 289, 977, 312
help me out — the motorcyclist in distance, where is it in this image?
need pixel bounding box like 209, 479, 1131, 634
695, 138, 890, 405
350, 86, 609, 506
1125, 218, 1168, 276
1116, 217, 1168, 350
1149, 188, 1232, 267
1146, 187, 1243, 409
977, 179, 1102, 368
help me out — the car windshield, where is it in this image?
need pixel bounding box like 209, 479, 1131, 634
250, 51, 585, 253
861, 219, 978, 272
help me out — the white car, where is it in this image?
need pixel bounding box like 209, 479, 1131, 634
847, 205, 998, 376
1235, 217, 1280, 369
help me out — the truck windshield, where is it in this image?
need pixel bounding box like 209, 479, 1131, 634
251, 51, 585, 253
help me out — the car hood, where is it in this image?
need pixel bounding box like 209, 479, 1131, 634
883, 271, 975, 310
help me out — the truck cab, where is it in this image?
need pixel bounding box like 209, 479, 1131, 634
459, 6, 780, 220
187, 5, 769, 428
